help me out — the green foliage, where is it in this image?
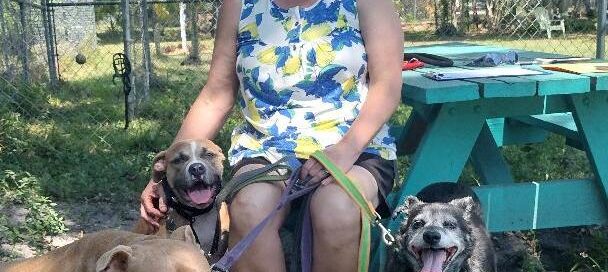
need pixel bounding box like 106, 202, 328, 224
152, 3, 179, 23
571, 231, 608, 271
0, 170, 67, 247
94, 5, 122, 33
564, 18, 597, 34
503, 135, 590, 182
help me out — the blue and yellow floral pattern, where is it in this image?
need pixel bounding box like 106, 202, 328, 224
230, 0, 396, 165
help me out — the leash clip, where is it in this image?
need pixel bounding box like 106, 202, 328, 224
374, 219, 395, 246
371, 210, 395, 246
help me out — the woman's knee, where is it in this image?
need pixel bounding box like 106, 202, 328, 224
229, 183, 284, 232
310, 183, 361, 238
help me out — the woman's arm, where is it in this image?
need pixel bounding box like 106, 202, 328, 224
174, 0, 241, 142
340, 0, 403, 153
301, 0, 403, 183
139, 0, 241, 231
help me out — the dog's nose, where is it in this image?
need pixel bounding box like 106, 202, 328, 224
188, 163, 206, 176
423, 230, 441, 245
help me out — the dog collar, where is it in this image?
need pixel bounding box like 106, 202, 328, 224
161, 179, 215, 222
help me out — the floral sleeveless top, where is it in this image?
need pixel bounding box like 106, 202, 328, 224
228, 0, 397, 165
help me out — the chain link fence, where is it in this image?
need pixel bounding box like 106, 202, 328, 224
0, 0, 606, 261
0, 0, 605, 195
0, 0, 605, 193
0, 0, 604, 165
0, 0, 223, 221
397, 0, 602, 57
0, 0, 49, 84
0, 0, 221, 151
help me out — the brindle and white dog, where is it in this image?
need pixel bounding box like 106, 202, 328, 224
387, 182, 496, 272
133, 139, 229, 262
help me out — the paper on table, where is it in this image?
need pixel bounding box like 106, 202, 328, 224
541, 63, 608, 74
423, 67, 545, 81
535, 57, 592, 64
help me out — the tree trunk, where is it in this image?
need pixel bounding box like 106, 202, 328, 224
179, 2, 188, 52
183, 2, 201, 65
486, 0, 494, 20
0, 0, 10, 73
485, 0, 497, 29
18, 1, 30, 83
452, 0, 460, 29
121, 0, 135, 121
140, 0, 151, 101
433, 0, 439, 31
583, 0, 592, 16
151, 5, 161, 56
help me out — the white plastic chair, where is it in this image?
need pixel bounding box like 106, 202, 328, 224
532, 7, 565, 39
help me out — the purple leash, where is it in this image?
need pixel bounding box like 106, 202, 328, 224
300, 193, 314, 272
211, 162, 321, 272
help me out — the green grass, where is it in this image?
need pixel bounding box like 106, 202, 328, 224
1, 31, 607, 270
0, 170, 67, 250
0, 37, 237, 251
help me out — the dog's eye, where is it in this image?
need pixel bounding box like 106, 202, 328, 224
443, 221, 457, 230
202, 151, 216, 158
412, 219, 425, 230
171, 154, 189, 164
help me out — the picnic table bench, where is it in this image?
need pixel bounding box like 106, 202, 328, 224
372, 42, 608, 271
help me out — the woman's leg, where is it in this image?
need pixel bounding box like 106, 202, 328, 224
229, 163, 289, 272
310, 165, 380, 272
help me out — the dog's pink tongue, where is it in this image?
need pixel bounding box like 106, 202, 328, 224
187, 188, 213, 204
420, 249, 446, 272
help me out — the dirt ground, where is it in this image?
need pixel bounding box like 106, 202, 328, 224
1, 197, 606, 271
0, 198, 140, 260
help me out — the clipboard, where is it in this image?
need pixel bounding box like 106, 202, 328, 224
541, 63, 608, 74
423, 67, 546, 81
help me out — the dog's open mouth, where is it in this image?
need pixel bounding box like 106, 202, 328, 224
411, 246, 458, 272
184, 183, 216, 205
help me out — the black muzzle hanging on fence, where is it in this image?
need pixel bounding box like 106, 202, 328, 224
112, 53, 132, 129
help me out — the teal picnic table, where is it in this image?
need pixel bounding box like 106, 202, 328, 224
372, 42, 608, 271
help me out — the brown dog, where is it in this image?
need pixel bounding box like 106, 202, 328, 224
0, 140, 226, 272
133, 139, 229, 262
0, 229, 209, 272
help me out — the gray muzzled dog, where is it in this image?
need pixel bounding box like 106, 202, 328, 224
387, 182, 496, 272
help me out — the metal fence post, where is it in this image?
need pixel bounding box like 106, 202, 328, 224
140, 0, 151, 101
18, 0, 31, 83
597, 0, 606, 59
121, 0, 135, 119
41, 0, 58, 87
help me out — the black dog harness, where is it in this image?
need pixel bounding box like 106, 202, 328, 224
161, 179, 214, 220
160, 178, 223, 257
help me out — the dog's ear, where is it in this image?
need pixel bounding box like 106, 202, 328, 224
405, 196, 423, 211
96, 245, 132, 272
449, 196, 480, 221
182, 225, 198, 245
169, 225, 198, 246
152, 150, 167, 183
393, 196, 423, 218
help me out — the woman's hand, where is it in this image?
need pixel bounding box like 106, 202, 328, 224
300, 140, 362, 186
140, 178, 168, 232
